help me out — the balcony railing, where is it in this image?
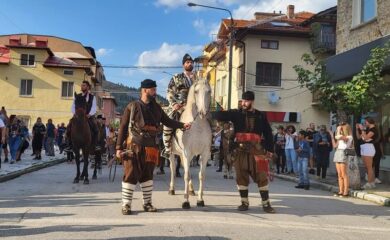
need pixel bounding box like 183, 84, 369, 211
311, 25, 336, 54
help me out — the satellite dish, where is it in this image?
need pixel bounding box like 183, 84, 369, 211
267, 91, 280, 104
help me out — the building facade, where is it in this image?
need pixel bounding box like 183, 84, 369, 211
206, 5, 330, 130
0, 34, 107, 128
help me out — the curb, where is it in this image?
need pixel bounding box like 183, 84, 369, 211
0, 158, 66, 183
273, 174, 390, 207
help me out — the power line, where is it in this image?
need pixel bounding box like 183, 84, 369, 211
6, 56, 183, 69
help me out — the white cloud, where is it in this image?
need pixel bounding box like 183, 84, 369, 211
137, 42, 203, 69
96, 48, 113, 57
193, 19, 207, 34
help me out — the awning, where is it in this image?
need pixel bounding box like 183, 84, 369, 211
325, 35, 390, 83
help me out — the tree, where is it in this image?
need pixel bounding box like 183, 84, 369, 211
293, 41, 390, 121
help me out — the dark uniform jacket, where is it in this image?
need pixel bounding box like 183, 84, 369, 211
116, 99, 184, 150
212, 109, 274, 152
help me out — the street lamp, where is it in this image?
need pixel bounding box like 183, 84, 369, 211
188, 2, 234, 110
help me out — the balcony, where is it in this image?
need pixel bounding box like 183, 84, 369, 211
311, 25, 336, 54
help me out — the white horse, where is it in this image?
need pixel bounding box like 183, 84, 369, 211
168, 78, 212, 209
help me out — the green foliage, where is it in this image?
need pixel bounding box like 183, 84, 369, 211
293, 41, 390, 117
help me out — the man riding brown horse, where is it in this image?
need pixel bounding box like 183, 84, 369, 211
65, 80, 99, 152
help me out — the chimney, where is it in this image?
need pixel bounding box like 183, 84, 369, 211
287, 5, 295, 19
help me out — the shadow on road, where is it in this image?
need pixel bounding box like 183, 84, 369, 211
0, 224, 141, 238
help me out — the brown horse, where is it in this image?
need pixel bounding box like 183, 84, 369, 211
71, 93, 92, 184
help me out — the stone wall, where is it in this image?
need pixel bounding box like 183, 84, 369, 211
336, 0, 390, 54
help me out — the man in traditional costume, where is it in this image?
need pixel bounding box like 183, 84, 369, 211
212, 91, 275, 213
116, 79, 191, 215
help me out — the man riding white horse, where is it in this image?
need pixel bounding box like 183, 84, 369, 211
65, 80, 99, 152
161, 53, 196, 159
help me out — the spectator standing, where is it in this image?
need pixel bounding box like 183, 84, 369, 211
356, 117, 377, 189
329, 123, 353, 197
8, 117, 22, 164
295, 130, 310, 190
0, 107, 9, 163
32, 117, 46, 160
306, 123, 318, 174
46, 119, 56, 156
213, 126, 222, 172
15, 121, 30, 161
313, 125, 332, 180
285, 125, 298, 175
57, 123, 66, 154
221, 122, 234, 179
0, 117, 5, 168
274, 125, 286, 174
373, 130, 383, 184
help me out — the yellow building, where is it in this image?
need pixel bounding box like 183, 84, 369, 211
204, 5, 331, 129
0, 34, 104, 128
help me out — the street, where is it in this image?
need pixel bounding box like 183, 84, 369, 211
1, 163, 389, 240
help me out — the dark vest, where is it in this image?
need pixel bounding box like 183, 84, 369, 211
77, 93, 94, 114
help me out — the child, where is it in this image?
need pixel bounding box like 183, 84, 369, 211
295, 130, 310, 190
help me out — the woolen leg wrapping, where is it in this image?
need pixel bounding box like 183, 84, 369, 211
122, 182, 136, 207
140, 180, 153, 204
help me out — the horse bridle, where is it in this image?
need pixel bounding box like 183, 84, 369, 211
191, 81, 210, 123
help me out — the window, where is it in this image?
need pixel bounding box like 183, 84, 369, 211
20, 54, 35, 66
221, 76, 227, 95
237, 64, 245, 87
255, 62, 281, 86
20, 79, 33, 96
361, 0, 376, 23
352, 0, 377, 27
261, 40, 279, 50
63, 69, 74, 75
216, 79, 221, 97
61, 81, 74, 98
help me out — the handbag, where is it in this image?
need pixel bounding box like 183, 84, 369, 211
344, 148, 356, 156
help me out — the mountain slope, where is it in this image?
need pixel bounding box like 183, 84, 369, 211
102, 80, 168, 113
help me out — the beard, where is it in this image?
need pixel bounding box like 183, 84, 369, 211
147, 93, 156, 102
184, 65, 193, 72
242, 103, 252, 110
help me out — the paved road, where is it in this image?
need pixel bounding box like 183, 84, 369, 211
0, 162, 389, 240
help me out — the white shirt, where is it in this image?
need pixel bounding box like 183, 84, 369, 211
105, 126, 109, 138
336, 135, 353, 150
285, 133, 297, 149
0, 118, 5, 128
71, 92, 97, 116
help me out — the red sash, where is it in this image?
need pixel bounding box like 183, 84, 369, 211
235, 133, 262, 143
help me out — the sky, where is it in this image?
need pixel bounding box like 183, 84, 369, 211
0, 0, 337, 95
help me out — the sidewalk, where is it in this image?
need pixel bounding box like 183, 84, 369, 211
274, 172, 390, 206
0, 148, 66, 183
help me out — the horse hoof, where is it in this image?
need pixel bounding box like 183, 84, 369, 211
182, 202, 191, 209
189, 190, 196, 196
92, 175, 97, 180
73, 178, 79, 184
83, 179, 89, 185
197, 200, 205, 207
168, 190, 175, 195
